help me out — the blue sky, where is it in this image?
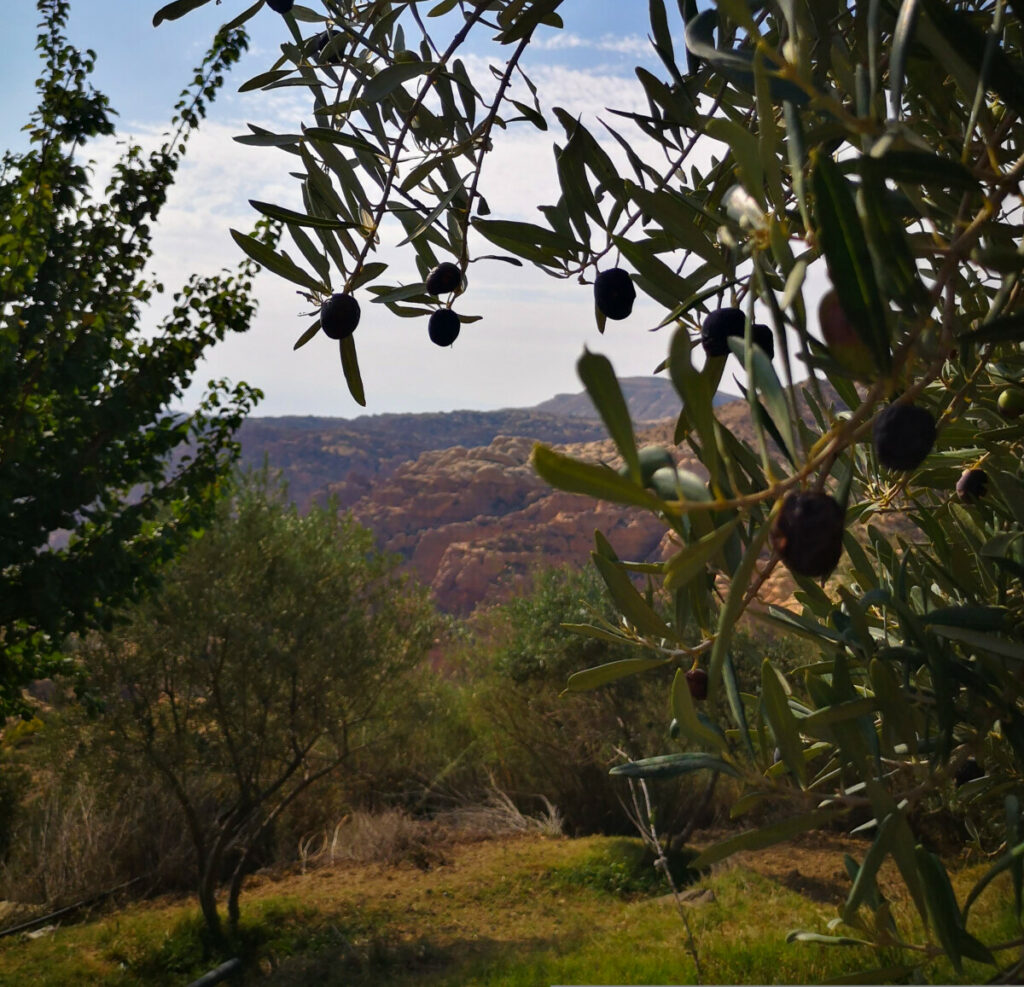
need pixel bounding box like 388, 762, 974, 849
3, 1, 726, 419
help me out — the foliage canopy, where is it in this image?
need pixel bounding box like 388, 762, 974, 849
84, 471, 439, 940
156, 0, 1024, 976
0, 0, 263, 714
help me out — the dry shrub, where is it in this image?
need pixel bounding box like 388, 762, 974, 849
296, 790, 563, 874
297, 809, 448, 872
0, 769, 195, 910
435, 787, 563, 838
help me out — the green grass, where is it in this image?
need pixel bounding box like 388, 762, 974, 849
0, 835, 1017, 985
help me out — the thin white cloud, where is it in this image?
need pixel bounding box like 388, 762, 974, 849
75, 43, 758, 417
531, 32, 660, 57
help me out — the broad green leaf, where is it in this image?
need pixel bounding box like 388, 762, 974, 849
668, 327, 722, 492
287, 224, 331, 284
694, 810, 835, 868
864, 785, 929, 925
843, 815, 894, 924
921, 606, 1008, 632
474, 219, 579, 265
811, 151, 891, 375
957, 313, 1024, 345
916, 846, 974, 971
663, 518, 739, 593
782, 258, 807, 311
919, 0, 1024, 117
857, 168, 929, 312
556, 128, 599, 244
293, 320, 320, 351
671, 668, 726, 751
220, 0, 262, 31
339, 336, 365, 407
249, 199, 353, 230
627, 184, 724, 270
889, 0, 921, 117
348, 262, 388, 292
531, 445, 667, 511
229, 229, 326, 293
233, 131, 303, 148
801, 698, 878, 734
727, 337, 798, 467
153, 0, 211, 26
396, 176, 469, 246
238, 69, 294, 93
929, 625, 1024, 661
706, 118, 764, 205
761, 659, 806, 786
785, 931, 873, 947
754, 48, 785, 212
866, 149, 978, 191
591, 553, 673, 640
683, 10, 808, 104
577, 350, 639, 481
362, 62, 436, 103
303, 127, 384, 155
610, 752, 739, 780
566, 657, 671, 692
709, 514, 773, 720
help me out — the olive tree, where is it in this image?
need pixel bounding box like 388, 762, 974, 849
156, 0, 1023, 977
0, 0, 263, 715
84, 471, 438, 941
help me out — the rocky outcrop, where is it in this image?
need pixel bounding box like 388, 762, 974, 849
240, 380, 862, 614
343, 429, 686, 612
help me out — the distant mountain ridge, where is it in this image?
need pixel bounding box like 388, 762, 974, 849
535, 376, 738, 421
237, 378, 737, 511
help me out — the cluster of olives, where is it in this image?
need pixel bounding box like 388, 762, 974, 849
319, 261, 466, 351
700, 307, 774, 359
424, 262, 462, 347
593, 269, 776, 361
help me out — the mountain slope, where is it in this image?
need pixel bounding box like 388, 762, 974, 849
238, 382, 849, 613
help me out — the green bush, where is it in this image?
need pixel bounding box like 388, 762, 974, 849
545, 837, 702, 899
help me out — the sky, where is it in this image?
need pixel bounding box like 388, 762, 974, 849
2, 1, 750, 419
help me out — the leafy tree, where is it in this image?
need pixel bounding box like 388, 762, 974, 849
470, 565, 697, 837
157, 0, 1024, 976
0, 0, 263, 714
84, 471, 439, 941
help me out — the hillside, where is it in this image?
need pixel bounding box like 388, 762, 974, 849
239, 380, 847, 613
236, 377, 689, 511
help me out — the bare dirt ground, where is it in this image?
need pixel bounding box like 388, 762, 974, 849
695, 829, 912, 906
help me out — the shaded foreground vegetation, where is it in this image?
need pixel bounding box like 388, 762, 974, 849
0, 832, 1017, 986
2, 493, 1013, 981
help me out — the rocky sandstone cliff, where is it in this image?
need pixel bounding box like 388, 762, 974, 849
341, 433, 677, 613
239, 380, 855, 614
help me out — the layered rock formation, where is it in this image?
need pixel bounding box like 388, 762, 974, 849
342, 433, 677, 613
239, 379, 857, 614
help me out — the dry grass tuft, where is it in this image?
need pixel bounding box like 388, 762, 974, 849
296, 789, 563, 875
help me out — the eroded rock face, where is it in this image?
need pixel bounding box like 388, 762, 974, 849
238, 380, 878, 615
346, 434, 672, 613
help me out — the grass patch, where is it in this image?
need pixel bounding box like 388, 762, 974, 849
0, 834, 1017, 985
541, 837, 703, 899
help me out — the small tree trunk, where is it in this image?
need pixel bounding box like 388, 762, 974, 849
197, 865, 224, 945
226, 858, 246, 936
